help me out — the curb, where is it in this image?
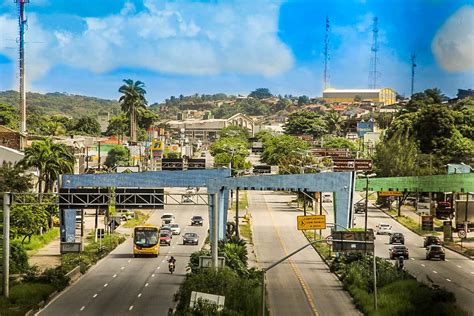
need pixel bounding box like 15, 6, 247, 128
376, 205, 473, 261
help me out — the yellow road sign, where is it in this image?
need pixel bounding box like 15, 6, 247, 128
378, 191, 403, 197
297, 215, 326, 230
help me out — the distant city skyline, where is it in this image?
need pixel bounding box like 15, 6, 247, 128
0, 0, 473, 103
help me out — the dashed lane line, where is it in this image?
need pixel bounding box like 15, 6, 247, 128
104, 283, 108, 287
129, 305, 134, 311
421, 264, 426, 267
93, 294, 98, 298
446, 279, 452, 282
433, 271, 438, 274
137, 293, 142, 298
80, 306, 85, 311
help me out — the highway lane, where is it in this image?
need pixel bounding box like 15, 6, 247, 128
38, 192, 208, 316
352, 194, 474, 313
250, 190, 360, 316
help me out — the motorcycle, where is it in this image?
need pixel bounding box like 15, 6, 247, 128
169, 262, 175, 274
397, 256, 404, 270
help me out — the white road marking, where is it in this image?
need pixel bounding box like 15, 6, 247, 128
93, 294, 98, 298
121, 266, 125, 270
104, 283, 108, 287
162, 260, 166, 263
145, 283, 149, 287
129, 305, 134, 311
113, 274, 117, 278
152, 274, 155, 277
157, 267, 160, 269
446, 279, 452, 282
137, 293, 142, 298
457, 265, 462, 268
433, 271, 438, 274
471, 272, 474, 274
421, 264, 426, 267
80, 306, 85, 311
445, 259, 449, 261
410, 258, 415, 260
128, 259, 131, 263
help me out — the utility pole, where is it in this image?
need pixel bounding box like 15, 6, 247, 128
411, 53, 417, 96
3, 193, 11, 298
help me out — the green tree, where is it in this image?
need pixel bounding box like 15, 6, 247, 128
219, 125, 250, 140
283, 110, 327, 137
104, 145, 130, 168
238, 98, 269, 116
11, 204, 48, 244
373, 131, 427, 177
260, 134, 310, 165
73, 116, 101, 135
0, 103, 18, 129
106, 113, 129, 142
210, 137, 250, 173
0, 162, 32, 192
298, 95, 310, 106
20, 138, 74, 193
118, 79, 147, 142
248, 88, 272, 99
323, 136, 357, 151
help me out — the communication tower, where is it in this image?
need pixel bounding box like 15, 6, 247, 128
16, 0, 29, 136
368, 17, 379, 89
323, 16, 330, 90
411, 53, 417, 96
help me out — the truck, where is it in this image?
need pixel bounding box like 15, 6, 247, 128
435, 201, 454, 219
455, 200, 474, 231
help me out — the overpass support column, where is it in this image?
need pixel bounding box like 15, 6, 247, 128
209, 193, 219, 268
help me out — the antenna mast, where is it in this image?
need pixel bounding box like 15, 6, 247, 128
323, 16, 330, 90
368, 17, 379, 89
410, 53, 416, 96
16, 0, 29, 136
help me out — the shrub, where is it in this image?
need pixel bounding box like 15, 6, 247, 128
10, 241, 29, 273
22, 266, 69, 290
9, 283, 55, 306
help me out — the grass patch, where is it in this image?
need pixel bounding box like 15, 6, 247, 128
122, 211, 149, 228
232, 190, 248, 210
239, 222, 253, 243
383, 208, 440, 236
14, 228, 60, 253
303, 231, 333, 261
0, 283, 55, 315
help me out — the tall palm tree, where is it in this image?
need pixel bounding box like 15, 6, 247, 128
20, 138, 74, 193
118, 79, 147, 142
326, 110, 344, 136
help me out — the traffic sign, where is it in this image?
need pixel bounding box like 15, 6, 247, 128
332, 158, 373, 171
297, 215, 326, 230
325, 235, 333, 245
378, 191, 403, 197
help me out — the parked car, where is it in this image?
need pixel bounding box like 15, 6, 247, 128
322, 193, 332, 203
389, 245, 409, 259
116, 209, 135, 221
354, 201, 366, 214
170, 223, 181, 235
389, 233, 405, 244
183, 232, 199, 245
424, 236, 442, 248
159, 232, 172, 246
191, 215, 204, 226
426, 245, 445, 260
376, 223, 392, 235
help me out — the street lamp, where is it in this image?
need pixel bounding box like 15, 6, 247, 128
357, 172, 376, 252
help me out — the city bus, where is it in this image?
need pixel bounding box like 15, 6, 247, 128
133, 224, 160, 257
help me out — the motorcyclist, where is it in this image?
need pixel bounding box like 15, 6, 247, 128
398, 256, 404, 270
168, 256, 176, 273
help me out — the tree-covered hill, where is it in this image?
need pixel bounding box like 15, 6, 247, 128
0, 90, 121, 118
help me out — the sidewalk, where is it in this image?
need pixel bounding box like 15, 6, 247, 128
28, 237, 61, 271
380, 202, 474, 259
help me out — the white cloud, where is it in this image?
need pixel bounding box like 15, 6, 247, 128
432, 5, 474, 72
0, 0, 293, 88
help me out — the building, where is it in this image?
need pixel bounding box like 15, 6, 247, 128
0, 125, 26, 150
0, 145, 24, 165
323, 88, 397, 105
166, 113, 255, 144
97, 112, 110, 133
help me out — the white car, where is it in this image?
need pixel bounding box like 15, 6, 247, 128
170, 223, 181, 235
161, 213, 175, 225
376, 223, 392, 235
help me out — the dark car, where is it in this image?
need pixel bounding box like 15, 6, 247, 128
389, 233, 405, 244
424, 236, 442, 248
159, 232, 172, 246
389, 245, 409, 259
191, 216, 204, 226
183, 232, 199, 245
426, 245, 445, 260
354, 202, 366, 214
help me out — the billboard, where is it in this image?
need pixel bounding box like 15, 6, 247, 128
151, 139, 164, 159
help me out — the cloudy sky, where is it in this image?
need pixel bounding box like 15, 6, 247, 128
0, 0, 473, 103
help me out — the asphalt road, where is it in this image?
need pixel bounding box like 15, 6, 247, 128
353, 193, 474, 313
37, 193, 208, 316
249, 190, 360, 316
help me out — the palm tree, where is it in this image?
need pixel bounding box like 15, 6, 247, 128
20, 138, 74, 193
326, 110, 344, 136
118, 79, 147, 143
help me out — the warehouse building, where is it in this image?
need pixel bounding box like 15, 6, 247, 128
323, 88, 397, 105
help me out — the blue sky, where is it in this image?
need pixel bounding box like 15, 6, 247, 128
0, 0, 473, 103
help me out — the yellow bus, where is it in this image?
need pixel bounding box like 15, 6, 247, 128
133, 225, 160, 257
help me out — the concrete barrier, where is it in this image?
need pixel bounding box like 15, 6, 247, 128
65, 266, 82, 284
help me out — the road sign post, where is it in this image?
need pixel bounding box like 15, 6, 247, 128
297, 215, 326, 230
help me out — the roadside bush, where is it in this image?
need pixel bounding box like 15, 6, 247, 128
9, 283, 55, 306
10, 241, 29, 273
22, 266, 69, 290
61, 253, 94, 274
